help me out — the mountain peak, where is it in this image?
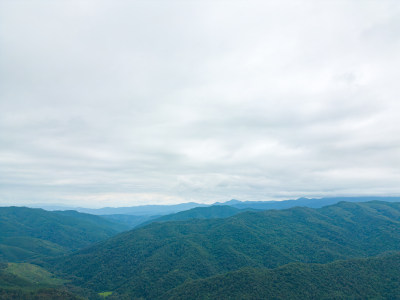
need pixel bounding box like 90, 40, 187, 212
213, 199, 242, 205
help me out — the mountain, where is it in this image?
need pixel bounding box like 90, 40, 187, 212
0, 207, 129, 262
138, 205, 246, 227
100, 214, 160, 229
32, 196, 400, 217
48, 201, 400, 299
52, 210, 128, 232
225, 196, 400, 210
213, 199, 242, 206
166, 252, 400, 300
75, 202, 207, 216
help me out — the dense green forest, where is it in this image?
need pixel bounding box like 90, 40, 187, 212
0, 207, 128, 262
46, 201, 400, 299
164, 252, 400, 300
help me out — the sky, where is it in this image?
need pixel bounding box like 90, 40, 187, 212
1, 0, 400, 208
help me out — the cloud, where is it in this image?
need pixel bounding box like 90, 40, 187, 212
1, 0, 400, 207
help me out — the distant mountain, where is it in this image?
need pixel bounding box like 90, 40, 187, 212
166, 253, 400, 300
139, 205, 248, 227
48, 201, 400, 299
75, 202, 207, 215
213, 199, 242, 206
31, 196, 400, 217
28, 204, 78, 211
0, 207, 129, 262
225, 196, 400, 210
137, 196, 400, 228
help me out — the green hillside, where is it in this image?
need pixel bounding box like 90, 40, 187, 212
0, 207, 129, 262
49, 201, 400, 299
0, 262, 82, 299
165, 253, 400, 300
5, 262, 66, 286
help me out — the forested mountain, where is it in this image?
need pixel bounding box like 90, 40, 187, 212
35, 196, 400, 216
100, 214, 159, 229
165, 252, 400, 300
0, 207, 129, 262
138, 205, 246, 227
226, 196, 400, 210
52, 210, 128, 232
48, 201, 400, 299
75, 202, 206, 216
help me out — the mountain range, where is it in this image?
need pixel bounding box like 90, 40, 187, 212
32, 196, 400, 215
46, 200, 400, 299
2, 198, 400, 299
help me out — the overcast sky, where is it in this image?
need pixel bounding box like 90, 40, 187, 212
1, 0, 400, 207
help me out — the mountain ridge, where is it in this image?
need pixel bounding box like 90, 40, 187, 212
27, 196, 400, 216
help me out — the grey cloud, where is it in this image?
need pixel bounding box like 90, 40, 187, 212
1, 0, 400, 207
